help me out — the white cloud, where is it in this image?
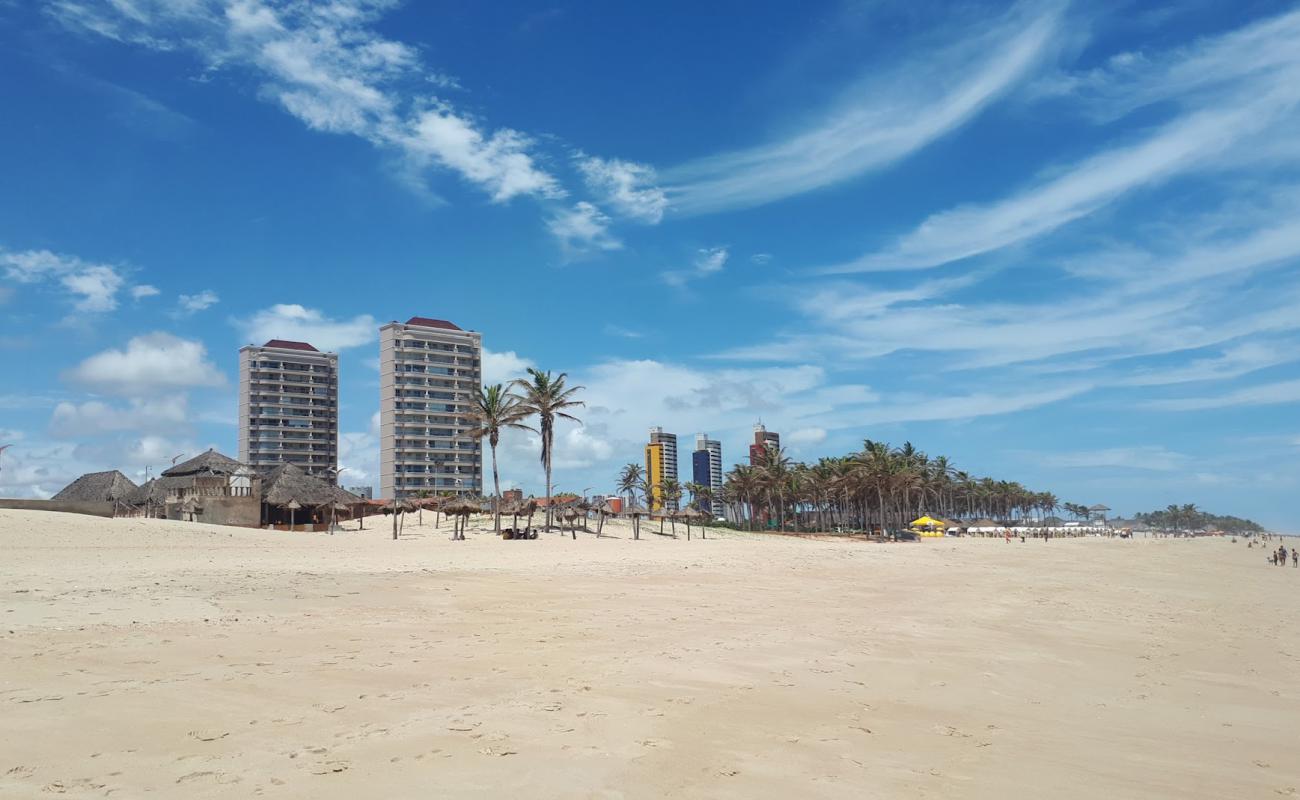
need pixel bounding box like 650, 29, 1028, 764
49, 0, 565, 207
1, 248, 128, 312
602, 324, 643, 339
338, 429, 378, 484
177, 289, 219, 313
1, 248, 78, 282
826, 9, 1300, 273
662, 4, 1062, 214
61, 266, 124, 311
236, 303, 376, 351
786, 427, 827, 447
547, 202, 621, 255
130, 284, 161, 299
1145, 378, 1300, 412
481, 349, 534, 386
662, 246, 728, 287
50, 396, 189, 437
1038, 446, 1191, 472
403, 108, 562, 202
65, 332, 226, 396
576, 156, 668, 223
1123, 341, 1296, 386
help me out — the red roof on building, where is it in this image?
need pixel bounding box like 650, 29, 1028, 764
405, 317, 462, 331
263, 339, 319, 352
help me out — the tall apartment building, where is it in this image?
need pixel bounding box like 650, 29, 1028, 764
749, 423, 780, 465
692, 433, 723, 517
379, 317, 482, 500
644, 426, 678, 511
238, 340, 339, 480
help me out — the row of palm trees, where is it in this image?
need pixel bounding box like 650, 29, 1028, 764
619, 440, 1079, 534
467, 376, 1085, 538
466, 368, 584, 532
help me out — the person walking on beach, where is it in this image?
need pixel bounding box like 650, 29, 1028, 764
1292, 548, 1298, 567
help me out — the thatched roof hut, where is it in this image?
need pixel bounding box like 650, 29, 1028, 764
163, 449, 246, 478
260, 463, 360, 508
52, 470, 138, 503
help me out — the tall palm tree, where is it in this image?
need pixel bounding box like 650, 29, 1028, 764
466, 383, 531, 533
617, 463, 644, 508
510, 368, 585, 530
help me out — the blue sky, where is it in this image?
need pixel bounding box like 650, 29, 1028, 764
2, 0, 1299, 528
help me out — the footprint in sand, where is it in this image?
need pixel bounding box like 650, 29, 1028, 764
6, 766, 34, 778
309, 761, 349, 775
188, 730, 229, 742
176, 771, 240, 785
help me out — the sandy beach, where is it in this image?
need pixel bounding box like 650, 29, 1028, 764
1, 509, 1297, 798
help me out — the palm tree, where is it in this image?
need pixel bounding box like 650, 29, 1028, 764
466, 383, 531, 533
617, 463, 644, 509
683, 481, 705, 512
662, 477, 681, 535
510, 368, 585, 530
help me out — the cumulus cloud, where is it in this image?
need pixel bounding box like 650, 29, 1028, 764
50, 396, 190, 437
131, 284, 161, 299
482, 349, 534, 386
576, 156, 668, 223
65, 332, 226, 396
235, 303, 376, 351
1, 248, 140, 313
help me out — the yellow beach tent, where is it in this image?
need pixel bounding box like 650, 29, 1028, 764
910, 515, 948, 537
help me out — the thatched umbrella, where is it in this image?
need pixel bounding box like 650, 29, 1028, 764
499, 498, 538, 538
594, 500, 618, 537
623, 502, 650, 540
557, 501, 591, 540
441, 497, 481, 541
685, 506, 712, 539
676, 509, 707, 541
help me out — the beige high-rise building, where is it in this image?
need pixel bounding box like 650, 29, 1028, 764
238, 340, 339, 479
379, 317, 482, 500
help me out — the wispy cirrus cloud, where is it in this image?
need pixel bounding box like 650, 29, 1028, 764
662, 246, 728, 288
547, 202, 622, 256
576, 156, 668, 224
661, 2, 1064, 215
823, 7, 1300, 274
1035, 445, 1191, 472
1145, 378, 1300, 412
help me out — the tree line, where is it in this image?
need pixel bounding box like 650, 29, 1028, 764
617, 440, 1096, 534
1133, 505, 1264, 534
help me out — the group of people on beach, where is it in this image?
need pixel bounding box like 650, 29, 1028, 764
1245, 535, 1297, 567
1269, 544, 1296, 567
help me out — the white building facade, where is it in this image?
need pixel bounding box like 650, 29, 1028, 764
379, 317, 482, 500
238, 340, 339, 479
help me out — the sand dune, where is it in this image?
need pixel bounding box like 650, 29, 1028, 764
1, 509, 1297, 798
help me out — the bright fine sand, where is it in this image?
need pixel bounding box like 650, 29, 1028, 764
2, 510, 1298, 799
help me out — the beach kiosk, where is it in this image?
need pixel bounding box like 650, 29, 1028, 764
910, 515, 948, 538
